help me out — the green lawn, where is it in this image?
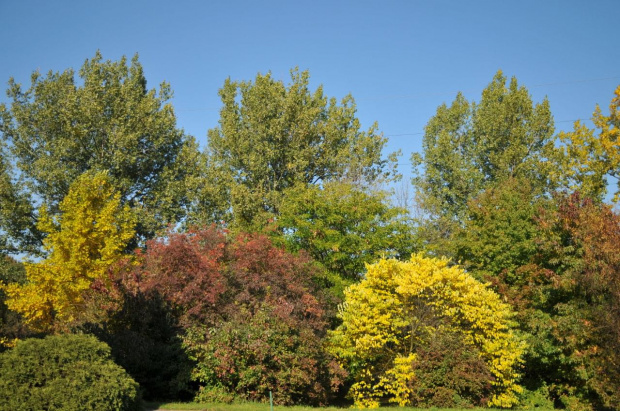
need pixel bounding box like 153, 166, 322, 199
144, 402, 519, 411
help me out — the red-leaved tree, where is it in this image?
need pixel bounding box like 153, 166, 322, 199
127, 227, 344, 405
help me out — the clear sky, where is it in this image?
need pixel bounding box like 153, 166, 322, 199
1, 0, 619, 180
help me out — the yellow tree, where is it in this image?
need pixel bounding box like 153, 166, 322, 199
329, 255, 526, 408
557, 85, 620, 202
3, 171, 135, 332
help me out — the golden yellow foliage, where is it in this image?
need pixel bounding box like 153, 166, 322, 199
3, 171, 135, 332
329, 255, 526, 408
558, 86, 620, 202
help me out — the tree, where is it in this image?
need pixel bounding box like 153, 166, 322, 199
557, 85, 620, 202
0, 143, 39, 255
452, 177, 547, 283
274, 182, 417, 296
0, 51, 200, 252
198, 68, 398, 228
130, 227, 345, 404
411, 71, 556, 254
329, 255, 525, 408
512, 194, 620, 410
3, 171, 135, 332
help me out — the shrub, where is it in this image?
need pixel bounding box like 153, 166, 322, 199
187, 304, 341, 406
0, 333, 139, 411
133, 228, 345, 405
85, 281, 195, 401
329, 255, 526, 408
409, 329, 494, 407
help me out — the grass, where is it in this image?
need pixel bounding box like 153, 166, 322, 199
143, 402, 513, 411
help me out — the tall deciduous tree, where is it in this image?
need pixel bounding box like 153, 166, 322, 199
411, 71, 556, 253
557, 85, 620, 202
0, 51, 200, 253
511, 194, 620, 410
452, 177, 548, 283
3, 171, 135, 332
198, 69, 398, 228
0, 142, 39, 255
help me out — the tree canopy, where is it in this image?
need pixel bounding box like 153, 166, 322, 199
274, 182, 417, 294
0, 51, 200, 253
1, 53, 619, 410
411, 71, 556, 253
127, 227, 344, 405
329, 255, 525, 408
557, 85, 620, 202
198, 69, 398, 228
3, 171, 135, 332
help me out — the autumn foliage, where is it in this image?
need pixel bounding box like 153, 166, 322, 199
1, 56, 619, 409
329, 255, 525, 408
124, 227, 344, 405
3, 171, 135, 333
519, 194, 620, 409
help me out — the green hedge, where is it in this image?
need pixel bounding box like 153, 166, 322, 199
0, 333, 139, 411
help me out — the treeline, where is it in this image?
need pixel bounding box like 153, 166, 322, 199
0, 52, 619, 410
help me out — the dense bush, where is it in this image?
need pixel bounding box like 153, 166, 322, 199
0, 333, 139, 411
329, 255, 525, 408
189, 305, 340, 405
131, 227, 345, 405
0, 255, 30, 350
86, 289, 195, 401
408, 329, 493, 407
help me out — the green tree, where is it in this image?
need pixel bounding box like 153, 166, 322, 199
198, 68, 398, 229
329, 255, 525, 408
275, 182, 417, 296
411, 71, 556, 254
512, 194, 620, 410
0, 255, 28, 350
0, 142, 39, 255
0, 51, 200, 252
453, 177, 548, 283
3, 171, 135, 333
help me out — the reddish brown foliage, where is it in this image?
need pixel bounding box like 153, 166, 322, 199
137, 227, 227, 326
129, 226, 328, 331
225, 233, 327, 331
514, 193, 620, 409
118, 226, 342, 404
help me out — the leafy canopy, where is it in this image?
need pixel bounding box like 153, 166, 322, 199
198, 68, 398, 228
513, 194, 620, 409
275, 181, 417, 294
453, 177, 547, 283
3, 171, 135, 332
129, 228, 343, 404
329, 255, 526, 408
0, 51, 200, 252
411, 71, 556, 253
557, 85, 620, 202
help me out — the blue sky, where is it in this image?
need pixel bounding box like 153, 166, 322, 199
1, 0, 619, 180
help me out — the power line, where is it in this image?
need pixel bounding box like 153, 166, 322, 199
383, 118, 595, 139
174, 75, 620, 112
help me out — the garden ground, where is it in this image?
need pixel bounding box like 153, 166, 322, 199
144, 403, 544, 411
